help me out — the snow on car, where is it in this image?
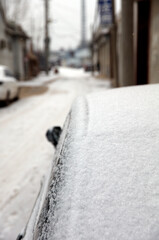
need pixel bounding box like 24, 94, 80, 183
0, 65, 19, 103
19, 84, 159, 240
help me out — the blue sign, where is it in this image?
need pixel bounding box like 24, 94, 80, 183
98, 0, 112, 26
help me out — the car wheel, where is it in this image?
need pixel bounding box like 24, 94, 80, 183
5, 91, 10, 106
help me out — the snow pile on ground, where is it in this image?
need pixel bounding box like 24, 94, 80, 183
59, 67, 90, 78
18, 71, 59, 87
0, 67, 110, 239
18, 67, 91, 88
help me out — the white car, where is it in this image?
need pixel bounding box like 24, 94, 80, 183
0, 65, 19, 104
19, 84, 159, 240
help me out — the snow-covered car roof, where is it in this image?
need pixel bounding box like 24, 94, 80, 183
24, 84, 159, 240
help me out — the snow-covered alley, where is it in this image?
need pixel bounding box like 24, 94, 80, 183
0, 68, 110, 240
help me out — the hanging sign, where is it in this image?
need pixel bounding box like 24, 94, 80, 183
98, 0, 113, 26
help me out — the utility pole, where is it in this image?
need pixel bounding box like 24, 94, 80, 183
121, 0, 134, 86
44, 0, 50, 75
81, 0, 86, 47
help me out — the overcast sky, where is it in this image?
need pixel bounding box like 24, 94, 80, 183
50, 0, 97, 50
19, 0, 121, 51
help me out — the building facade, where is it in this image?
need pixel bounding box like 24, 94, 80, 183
149, 0, 159, 84
119, 0, 159, 86
92, 0, 159, 87
92, 28, 112, 79
0, 2, 28, 80
92, 0, 115, 82
0, 5, 14, 72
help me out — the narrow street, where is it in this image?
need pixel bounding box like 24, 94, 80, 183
0, 68, 110, 240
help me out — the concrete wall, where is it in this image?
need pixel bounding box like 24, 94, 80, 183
149, 0, 159, 84
117, 16, 123, 87
98, 37, 111, 78
12, 39, 24, 80
0, 14, 14, 72
0, 11, 25, 80
93, 47, 98, 71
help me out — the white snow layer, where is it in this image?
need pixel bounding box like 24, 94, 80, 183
0, 67, 110, 240
36, 84, 159, 240
18, 71, 59, 87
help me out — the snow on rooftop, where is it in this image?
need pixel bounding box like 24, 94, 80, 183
36, 84, 159, 240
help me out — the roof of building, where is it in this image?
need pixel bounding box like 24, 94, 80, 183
0, 2, 29, 39
6, 21, 29, 39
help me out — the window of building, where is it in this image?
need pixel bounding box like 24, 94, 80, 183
0, 40, 6, 49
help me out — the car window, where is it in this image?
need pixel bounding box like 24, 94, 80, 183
22, 113, 71, 239
4, 69, 14, 77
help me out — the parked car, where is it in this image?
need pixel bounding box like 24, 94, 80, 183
18, 84, 159, 240
0, 65, 19, 104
